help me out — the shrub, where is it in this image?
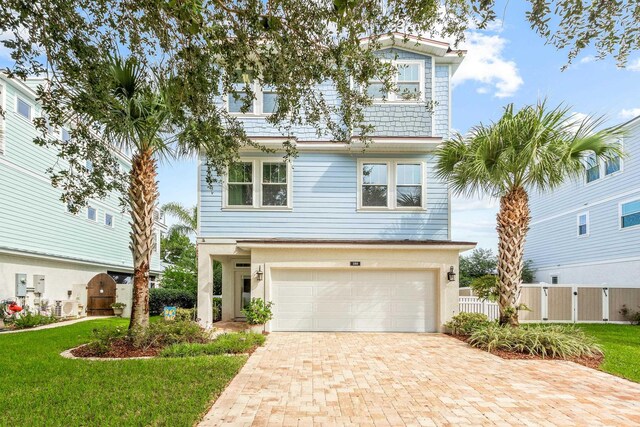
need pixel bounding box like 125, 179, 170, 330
149, 288, 196, 315
619, 305, 640, 325
13, 312, 57, 329
129, 319, 209, 350
86, 326, 127, 355
241, 298, 273, 325
111, 302, 126, 309
175, 308, 196, 322
469, 275, 499, 302
160, 332, 266, 358
468, 324, 602, 359
444, 312, 492, 335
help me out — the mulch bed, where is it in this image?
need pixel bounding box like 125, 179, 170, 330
450, 334, 604, 370
71, 339, 161, 358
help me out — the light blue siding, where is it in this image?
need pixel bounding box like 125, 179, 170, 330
200, 152, 449, 239
0, 77, 162, 272
224, 48, 451, 140
525, 117, 640, 270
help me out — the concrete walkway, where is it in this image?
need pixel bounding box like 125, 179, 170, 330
200, 332, 640, 426
0, 316, 110, 334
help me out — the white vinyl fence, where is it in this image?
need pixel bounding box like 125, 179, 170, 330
459, 283, 640, 323
459, 296, 500, 320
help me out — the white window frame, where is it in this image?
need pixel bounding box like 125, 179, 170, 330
576, 211, 589, 237
550, 274, 560, 285
226, 80, 277, 117
222, 158, 293, 210
368, 59, 426, 104
87, 206, 97, 222
104, 213, 115, 228
585, 141, 624, 184
619, 198, 640, 231
357, 159, 427, 211
15, 96, 33, 121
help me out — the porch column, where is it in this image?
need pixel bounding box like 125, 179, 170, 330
197, 246, 214, 328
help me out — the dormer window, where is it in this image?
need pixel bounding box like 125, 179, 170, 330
367, 60, 424, 103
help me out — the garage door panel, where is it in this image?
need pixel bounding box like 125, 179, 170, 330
351, 302, 391, 314
274, 318, 314, 330
314, 285, 352, 297
275, 285, 314, 297
354, 284, 391, 297
276, 303, 314, 314
271, 269, 436, 332
315, 302, 352, 313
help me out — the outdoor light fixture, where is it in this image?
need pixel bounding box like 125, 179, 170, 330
255, 265, 264, 281
447, 266, 456, 282
67, 290, 73, 298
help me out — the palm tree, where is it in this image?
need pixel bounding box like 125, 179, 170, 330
96, 55, 194, 329
161, 203, 197, 237
436, 101, 623, 326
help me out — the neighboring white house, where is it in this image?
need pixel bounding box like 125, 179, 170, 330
525, 115, 640, 286
197, 34, 476, 333
0, 75, 166, 317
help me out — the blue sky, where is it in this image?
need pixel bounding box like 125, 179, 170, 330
3, 2, 639, 249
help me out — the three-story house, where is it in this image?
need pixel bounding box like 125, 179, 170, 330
197, 35, 475, 332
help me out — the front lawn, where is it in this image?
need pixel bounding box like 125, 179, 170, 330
0, 318, 246, 426
577, 323, 640, 383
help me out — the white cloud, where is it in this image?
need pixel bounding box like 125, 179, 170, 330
452, 31, 523, 98
627, 59, 640, 72
619, 108, 640, 120
476, 87, 489, 94
579, 55, 596, 64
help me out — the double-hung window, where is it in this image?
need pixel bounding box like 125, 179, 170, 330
105, 213, 114, 228
620, 199, 640, 229
227, 162, 254, 207
359, 160, 425, 210
585, 155, 600, 183
577, 212, 589, 237
361, 163, 388, 207
605, 156, 621, 176
227, 73, 278, 115
262, 162, 288, 206
367, 60, 424, 102
225, 159, 291, 209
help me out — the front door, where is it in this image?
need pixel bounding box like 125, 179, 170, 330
234, 272, 252, 318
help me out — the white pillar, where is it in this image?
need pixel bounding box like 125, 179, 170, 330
197, 247, 213, 329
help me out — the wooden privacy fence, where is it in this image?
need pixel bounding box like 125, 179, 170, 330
459, 283, 640, 323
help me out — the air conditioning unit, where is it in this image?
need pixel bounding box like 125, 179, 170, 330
54, 300, 79, 318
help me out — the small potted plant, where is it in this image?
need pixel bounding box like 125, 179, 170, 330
111, 302, 126, 317
241, 298, 274, 334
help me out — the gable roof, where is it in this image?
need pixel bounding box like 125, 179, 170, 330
360, 33, 466, 74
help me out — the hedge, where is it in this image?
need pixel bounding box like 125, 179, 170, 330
149, 288, 196, 315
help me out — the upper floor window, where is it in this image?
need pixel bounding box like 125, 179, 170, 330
87, 206, 97, 221
16, 97, 32, 120
224, 159, 292, 209
577, 212, 589, 237
105, 213, 114, 228
620, 199, 640, 229
605, 156, 621, 176
358, 160, 425, 210
61, 128, 71, 143
367, 60, 424, 102
585, 155, 600, 183
227, 74, 278, 115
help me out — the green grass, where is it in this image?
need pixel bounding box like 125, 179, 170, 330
577, 323, 640, 383
160, 331, 266, 358
0, 318, 247, 426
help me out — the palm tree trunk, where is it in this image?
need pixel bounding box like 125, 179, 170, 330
128, 149, 158, 330
496, 186, 530, 327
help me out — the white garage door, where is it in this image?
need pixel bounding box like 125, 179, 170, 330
271, 269, 436, 332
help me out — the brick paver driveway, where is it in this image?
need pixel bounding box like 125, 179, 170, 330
200, 333, 640, 426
